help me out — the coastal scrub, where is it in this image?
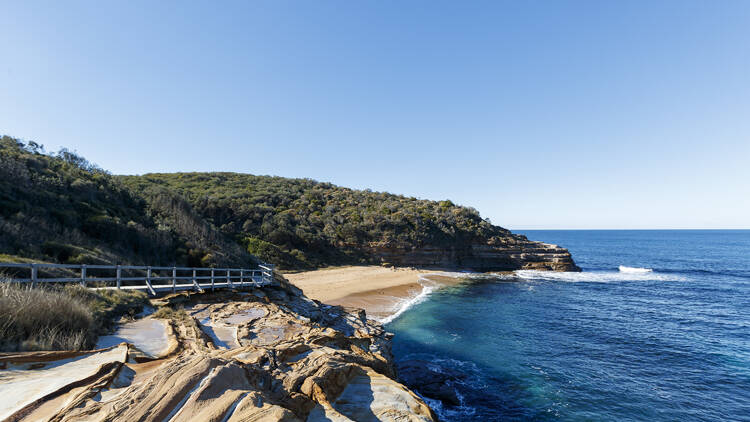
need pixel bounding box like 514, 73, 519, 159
0, 281, 149, 351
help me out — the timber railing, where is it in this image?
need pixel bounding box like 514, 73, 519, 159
0, 262, 276, 296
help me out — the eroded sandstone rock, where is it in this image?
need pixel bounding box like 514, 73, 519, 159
0, 274, 436, 422
361, 235, 581, 272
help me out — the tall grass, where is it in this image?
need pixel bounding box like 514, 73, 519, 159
0, 281, 149, 351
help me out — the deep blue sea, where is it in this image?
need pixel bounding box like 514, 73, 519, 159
387, 230, 750, 421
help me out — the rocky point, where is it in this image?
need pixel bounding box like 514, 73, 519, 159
0, 274, 436, 422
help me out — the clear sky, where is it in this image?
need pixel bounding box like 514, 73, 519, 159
2, 1, 749, 229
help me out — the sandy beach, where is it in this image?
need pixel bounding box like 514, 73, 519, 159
284, 266, 464, 321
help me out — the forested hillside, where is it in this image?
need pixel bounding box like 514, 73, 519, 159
1, 135, 548, 271
119, 173, 519, 269
0, 136, 255, 267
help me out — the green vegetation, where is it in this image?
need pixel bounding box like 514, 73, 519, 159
152, 306, 189, 321
0, 281, 149, 351
120, 173, 513, 269
0, 136, 256, 267
2, 135, 518, 270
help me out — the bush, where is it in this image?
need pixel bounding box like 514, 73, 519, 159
244, 237, 309, 269
0, 282, 93, 351
152, 306, 188, 321
0, 281, 149, 352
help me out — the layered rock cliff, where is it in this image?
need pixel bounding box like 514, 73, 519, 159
1, 275, 436, 422
362, 234, 581, 272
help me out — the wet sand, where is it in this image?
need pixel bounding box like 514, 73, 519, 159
284, 266, 466, 321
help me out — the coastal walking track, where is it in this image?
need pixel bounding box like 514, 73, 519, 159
0, 262, 275, 295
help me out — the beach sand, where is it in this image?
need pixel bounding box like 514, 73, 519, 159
283, 266, 464, 321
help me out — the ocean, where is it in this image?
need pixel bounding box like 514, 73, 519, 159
386, 230, 750, 421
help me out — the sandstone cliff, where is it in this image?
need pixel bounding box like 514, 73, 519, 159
362, 234, 581, 272
1, 275, 436, 422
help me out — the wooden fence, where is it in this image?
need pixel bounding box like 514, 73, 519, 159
0, 262, 275, 296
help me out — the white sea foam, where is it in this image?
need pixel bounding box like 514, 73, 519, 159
422, 271, 483, 279
422, 271, 513, 282
414, 357, 480, 419
377, 279, 436, 324
514, 269, 686, 283
419, 390, 478, 420
378, 270, 536, 324
378, 267, 684, 324
379, 271, 503, 323
619, 265, 653, 273
376, 272, 474, 324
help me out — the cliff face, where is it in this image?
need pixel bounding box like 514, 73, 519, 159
1, 275, 436, 422
362, 235, 581, 272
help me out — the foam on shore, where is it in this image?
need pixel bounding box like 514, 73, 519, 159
377, 273, 477, 324
378, 277, 437, 324
363, 267, 688, 325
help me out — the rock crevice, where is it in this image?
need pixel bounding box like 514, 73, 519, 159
1, 275, 437, 422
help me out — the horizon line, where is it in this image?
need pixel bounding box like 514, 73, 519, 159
511, 228, 750, 231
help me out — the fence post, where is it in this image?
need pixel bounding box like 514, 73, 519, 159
260, 264, 273, 285
227, 269, 232, 288
172, 267, 177, 293
30, 264, 37, 288
211, 269, 215, 291
145, 266, 156, 296
116, 265, 122, 289
81, 264, 87, 287
240, 269, 244, 288
192, 269, 199, 292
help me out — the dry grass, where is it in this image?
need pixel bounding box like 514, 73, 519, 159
152, 306, 189, 320
0, 281, 149, 351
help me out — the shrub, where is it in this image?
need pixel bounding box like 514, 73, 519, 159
0, 282, 93, 351
0, 281, 149, 352
152, 306, 188, 321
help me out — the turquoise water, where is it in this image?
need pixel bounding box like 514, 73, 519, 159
387, 230, 750, 421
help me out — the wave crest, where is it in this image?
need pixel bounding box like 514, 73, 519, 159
619, 265, 653, 273
378, 280, 436, 325
514, 269, 685, 283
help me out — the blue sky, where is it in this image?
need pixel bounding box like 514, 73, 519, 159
2, 1, 749, 229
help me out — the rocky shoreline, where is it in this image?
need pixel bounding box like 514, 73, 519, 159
1, 274, 436, 422
362, 235, 581, 272
1, 244, 580, 421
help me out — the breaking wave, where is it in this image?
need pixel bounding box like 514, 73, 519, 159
514, 269, 686, 282
381, 267, 685, 325
379, 272, 488, 324
619, 265, 653, 273
378, 277, 438, 325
